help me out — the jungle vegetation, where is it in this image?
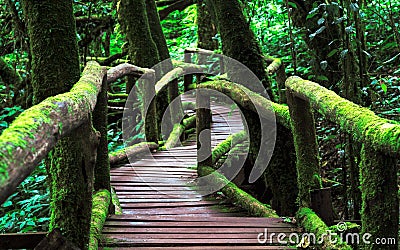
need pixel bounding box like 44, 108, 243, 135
0, 0, 399, 249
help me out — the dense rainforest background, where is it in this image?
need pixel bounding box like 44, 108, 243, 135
0, 0, 398, 242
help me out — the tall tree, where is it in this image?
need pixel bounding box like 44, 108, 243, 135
118, 0, 160, 143
208, 0, 272, 97
197, 1, 218, 52
22, 0, 96, 248
146, 0, 184, 135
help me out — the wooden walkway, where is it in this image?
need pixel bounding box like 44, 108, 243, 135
101, 95, 297, 249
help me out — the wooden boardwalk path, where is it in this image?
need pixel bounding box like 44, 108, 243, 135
101, 95, 297, 249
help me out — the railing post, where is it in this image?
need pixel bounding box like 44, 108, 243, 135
196, 88, 212, 172
286, 86, 321, 208
184, 51, 193, 90
360, 145, 398, 249
93, 68, 111, 191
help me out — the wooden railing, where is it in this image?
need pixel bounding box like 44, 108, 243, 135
188, 49, 398, 249
0, 61, 107, 204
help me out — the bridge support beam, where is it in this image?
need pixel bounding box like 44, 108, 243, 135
196, 89, 212, 171
286, 88, 322, 207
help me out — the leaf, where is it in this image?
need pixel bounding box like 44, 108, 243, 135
315, 26, 326, 35
340, 49, 349, 59
381, 83, 388, 94
317, 75, 329, 81
306, 8, 319, 20
2, 200, 12, 208
350, 3, 359, 12
345, 26, 353, 34
333, 16, 346, 25
327, 49, 338, 57
309, 26, 326, 40
287, 2, 297, 9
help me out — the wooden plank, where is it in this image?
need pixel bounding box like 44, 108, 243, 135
119, 201, 224, 208
116, 194, 202, 198
102, 227, 297, 234
118, 198, 204, 203
113, 186, 196, 191
106, 215, 292, 225
116, 206, 243, 215
101, 236, 285, 245
104, 220, 292, 228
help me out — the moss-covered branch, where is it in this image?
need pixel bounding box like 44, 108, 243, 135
164, 115, 196, 149
107, 63, 154, 84
0, 61, 105, 205
212, 130, 247, 164
89, 189, 111, 250
198, 80, 291, 128
286, 76, 400, 156
111, 187, 122, 215
109, 142, 158, 165
297, 207, 351, 249
198, 166, 278, 217
155, 65, 205, 95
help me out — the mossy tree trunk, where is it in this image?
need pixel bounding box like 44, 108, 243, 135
118, 0, 159, 143
22, 0, 96, 248
146, 0, 183, 137
197, 0, 218, 63
208, 0, 272, 97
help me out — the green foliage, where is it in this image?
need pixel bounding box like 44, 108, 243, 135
0, 105, 23, 133
0, 162, 49, 233
161, 5, 198, 59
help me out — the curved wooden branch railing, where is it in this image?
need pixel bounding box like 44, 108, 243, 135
0, 61, 106, 205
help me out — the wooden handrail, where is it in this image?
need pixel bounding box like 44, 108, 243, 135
286, 76, 400, 156
0, 61, 106, 205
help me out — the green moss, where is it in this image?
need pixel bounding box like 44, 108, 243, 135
359, 145, 398, 249
297, 207, 351, 249
287, 86, 321, 207
198, 166, 278, 218
198, 80, 291, 128
89, 189, 111, 250
212, 130, 247, 164
286, 76, 400, 156
111, 187, 122, 215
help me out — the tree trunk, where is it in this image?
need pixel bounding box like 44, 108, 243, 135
208, 0, 272, 97
118, 0, 159, 143
146, 0, 183, 137
22, 1, 95, 248
197, 1, 218, 63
